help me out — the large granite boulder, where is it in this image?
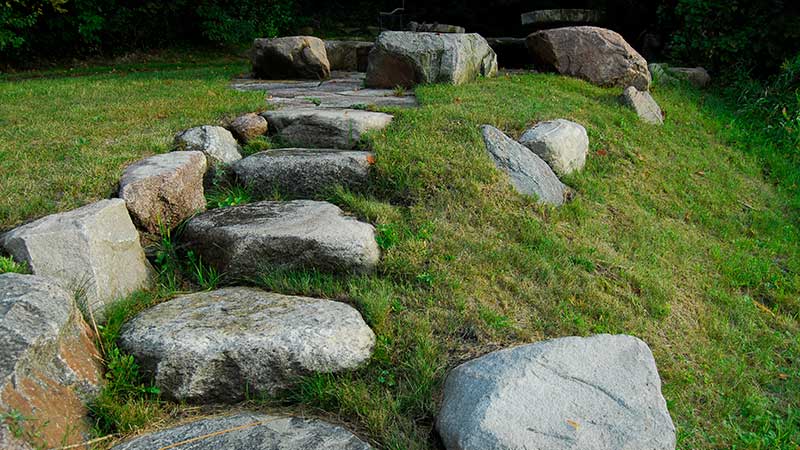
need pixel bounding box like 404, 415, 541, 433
232, 149, 374, 198
229, 113, 268, 144
181, 200, 380, 278
481, 125, 570, 206
365, 31, 498, 88
1, 199, 153, 318
251, 36, 331, 80
174, 125, 242, 166
526, 26, 651, 90
261, 108, 393, 149
111, 412, 372, 449
119, 287, 375, 402
519, 119, 589, 176
620, 86, 664, 125
118, 151, 207, 233
437, 335, 676, 450
0, 274, 103, 449
325, 40, 373, 71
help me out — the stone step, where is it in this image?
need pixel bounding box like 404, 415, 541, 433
111, 412, 372, 449
181, 200, 380, 278
231, 149, 374, 198
261, 108, 393, 149
118, 287, 375, 403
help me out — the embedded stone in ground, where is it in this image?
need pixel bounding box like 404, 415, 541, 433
526, 26, 651, 90
620, 86, 664, 125
481, 125, 570, 205
649, 63, 710, 89
261, 108, 393, 149
181, 200, 380, 278
251, 36, 331, 80
325, 40, 373, 71
519, 119, 589, 176
0, 273, 103, 450
110, 412, 372, 449
174, 125, 242, 165
232, 149, 374, 198
118, 287, 375, 403
118, 151, 207, 233
1, 199, 153, 318
365, 31, 498, 88
229, 112, 268, 143
437, 334, 676, 450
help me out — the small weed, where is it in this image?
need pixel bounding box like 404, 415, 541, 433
152, 222, 182, 291
306, 97, 322, 106
351, 103, 368, 110
479, 306, 511, 331
0, 256, 27, 274
376, 224, 400, 250
241, 136, 272, 156
392, 85, 406, 97
186, 250, 221, 290
415, 272, 435, 286
206, 183, 251, 209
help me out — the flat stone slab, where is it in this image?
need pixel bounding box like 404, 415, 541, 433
232, 149, 374, 198
1, 273, 103, 449
519, 119, 589, 176
181, 200, 380, 278
174, 125, 242, 165
111, 412, 372, 449
481, 125, 570, 205
521, 9, 604, 26
621, 86, 664, 125
119, 287, 375, 402
1, 199, 153, 317
437, 334, 676, 450
261, 108, 393, 149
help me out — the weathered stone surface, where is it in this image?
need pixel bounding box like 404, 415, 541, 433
229, 113, 268, 143
481, 125, 570, 205
365, 32, 498, 88
174, 125, 242, 165
521, 9, 603, 26
261, 108, 393, 149
182, 200, 380, 278
519, 119, 589, 176
649, 64, 710, 89
325, 40, 373, 71
1, 199, 153, 317
251, 36, 331, 80
118, 151, 207, 233
119, 288, 375, 402
232, 149, 373, 198
621, 86, 664, 125
0, 274, 103, 449
437, 335, 676, 450
527, 26, 651, 90
111, 412, 372, 449
407, 21, 466, 33
486, 37, 530, 69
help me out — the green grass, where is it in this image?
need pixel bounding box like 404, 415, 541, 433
1, 57, 799, 449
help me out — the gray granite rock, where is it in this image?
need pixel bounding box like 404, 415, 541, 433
251, 36, 331, 80
407, 21, 466, 33
519, 119, 589, 176
261, 108, 393, 149
649, 64, 710, 89
0, 274, 103, 449
229, 113, 268, 143
119, 288, 375, 402
174, 125, 242, 165
118, 151, 207, 233
1, 200, 154, 317
521, 9, 603, 26
111, 412, 372, 449
620, 86, 664, 125
365, 32, 498, 88
232, 149, 373, 198
181, 200, 380, 278
437, 334, 676, 450
481, 125, 570, 205
325, 40, 373, 71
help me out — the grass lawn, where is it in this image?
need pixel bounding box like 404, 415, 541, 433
1, 55, 798, 449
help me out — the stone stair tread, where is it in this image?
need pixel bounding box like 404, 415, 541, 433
261, 108, 393, 149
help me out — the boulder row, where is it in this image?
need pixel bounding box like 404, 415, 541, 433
181, 200, 380, 278
119, 287, 375, 402
261, 108, 393, 149
620, 86, 664, 125
174, 125, 242, 165
519, 119, 589, 176
437, 334, 676, 450
229, 113, 268, 143
251, 36, 331, 80
365, 31, 498, 88
0, 274, 103, 449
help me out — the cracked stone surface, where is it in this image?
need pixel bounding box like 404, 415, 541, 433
261, 108, 393, 149
437, 334, 676, 450
119, 288, 375, 403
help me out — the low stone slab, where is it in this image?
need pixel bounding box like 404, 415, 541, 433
521, 9, 603, 26
437, 335, 676, 450
251, 36, 331, 80
174, 125, 242, 165
325, 40, 373, 71
649, 63, 710, 88
621, 86, 664, 125
481, 125, 570, 205
1, 274, 103, 449
111, 412, 372, 449
232, 149, 373, 198
365, 32, 498, 88
182, 200, 380, 278
118, 151, 207, 233
407, 21, 466, 33
229, 112, 268, 143
519, 119, 589, 176
119, 287, 375, 402
261, 108, 393, 149
1, 199, 153, 317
